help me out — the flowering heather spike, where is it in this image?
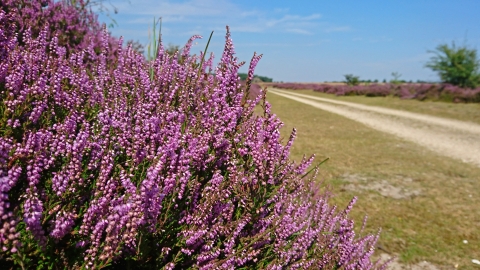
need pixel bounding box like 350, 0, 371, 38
0, 1, 383, 268
182, 35, 202, 60
220, 26, 235, 66
361, 214, 368, 234
344, 196, 358, 215
23, 192, 46, 246
247, 52, 263, 82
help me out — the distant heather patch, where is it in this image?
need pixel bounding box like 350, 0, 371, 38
268, 83, 480, 103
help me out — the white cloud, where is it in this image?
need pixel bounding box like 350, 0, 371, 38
266, 14, 321, 27
286, 28, 313, 35
107, 0, 322, 36
240, 10, 261, 17
126, 16, 186, 24
111, 0, 238, 16
229, 25, 264, 33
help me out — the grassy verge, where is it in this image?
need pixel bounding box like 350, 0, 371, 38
263, 91, 480, 268
265, 88, 480, 125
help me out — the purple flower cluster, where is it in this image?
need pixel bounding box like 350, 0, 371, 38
0, 139, 22, 254
270, 82, 480, 102
1, 0, 121, 68
0, 1, 387, 269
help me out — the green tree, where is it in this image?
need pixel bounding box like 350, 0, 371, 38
425, 42, 480, 88
237, 73, 273, 82
255, 75, 273, 82
344, 74, 360, 86
390, 72, 402, 85
238, 73, 248, 81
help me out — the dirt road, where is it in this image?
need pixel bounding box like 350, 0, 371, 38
269, 88, 480, 168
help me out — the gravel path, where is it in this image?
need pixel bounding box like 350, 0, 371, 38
269, 88, 480, 168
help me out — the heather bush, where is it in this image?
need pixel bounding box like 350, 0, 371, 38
0, 1, 387, 269
0, 0, 120, 64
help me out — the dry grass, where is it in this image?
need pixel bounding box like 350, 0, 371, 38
262, 90, 480, 268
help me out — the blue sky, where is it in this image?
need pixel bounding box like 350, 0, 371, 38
95, 0, 480, 82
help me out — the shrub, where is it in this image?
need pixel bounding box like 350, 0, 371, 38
0, 1, 385, 269
426, 42, 480, 89
390, 72, 402, 85
238, 73, 273, 82
344, 74, 360, 86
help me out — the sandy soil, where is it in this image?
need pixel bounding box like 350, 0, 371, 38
269, 88, 480, 168
377, 253, 443, 270
340, 173, 421, 200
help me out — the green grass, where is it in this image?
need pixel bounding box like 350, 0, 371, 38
263, 90, 480, 268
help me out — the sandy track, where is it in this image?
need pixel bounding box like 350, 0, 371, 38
269, 88, 480, 168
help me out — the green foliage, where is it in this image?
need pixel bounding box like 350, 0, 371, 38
255, 75, 273, 82
390, 72, 402, 85
344, 74, 360, 86
238, 73, 248, 81
238, 73, 273, 82
147, 17, 162, 62
426, 42, 480, 88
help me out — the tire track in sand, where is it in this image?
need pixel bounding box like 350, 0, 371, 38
269, 88, 480, 168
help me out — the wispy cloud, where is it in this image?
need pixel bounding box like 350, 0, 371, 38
106, 0, 322, 36
266, 14, 321, 27
286, 28, 313, 35
126, 16, 186, 24
240, 10, 261, 17
229, 25, 264, 33
111, 0, 237, 17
